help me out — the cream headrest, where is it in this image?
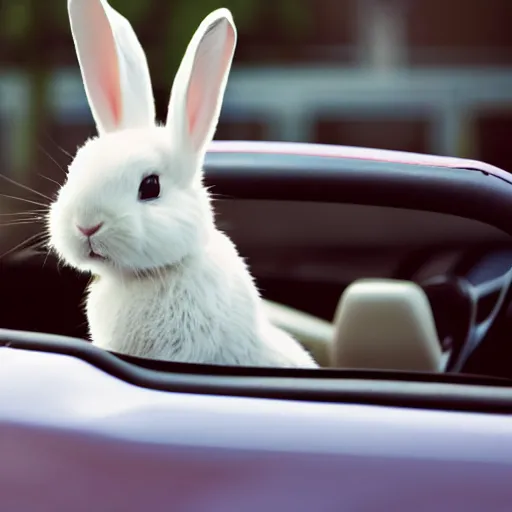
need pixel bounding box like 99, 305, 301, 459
331, 279, 442, 372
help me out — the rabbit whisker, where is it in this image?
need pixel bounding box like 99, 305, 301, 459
38, 144, 68, 176
0, 194, 49, 209
42, 247, 52, 268
38, 173, 62, 188
0, 220, 43, 228
0, 209, 46, 217
42, 134, 74, 160
0, 174, 54, 202
0, 232, 47, 260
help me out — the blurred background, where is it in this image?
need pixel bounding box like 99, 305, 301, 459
0, 0, 512, 250
0, 0, 510, 356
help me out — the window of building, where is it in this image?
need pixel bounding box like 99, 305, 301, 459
474, 109, 512, 172
314, 116, 431, 153
407, 0, 512, 66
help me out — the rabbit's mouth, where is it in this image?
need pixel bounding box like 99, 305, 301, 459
88, 249, 107, 261
86, 238, 108, 262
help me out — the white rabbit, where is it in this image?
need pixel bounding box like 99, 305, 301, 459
48, 0, 318, 368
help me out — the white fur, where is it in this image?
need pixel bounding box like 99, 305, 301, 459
48, 1, 318, 368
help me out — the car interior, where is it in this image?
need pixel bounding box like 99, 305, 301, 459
216, 199, 512, 375
1, 148, 512, 383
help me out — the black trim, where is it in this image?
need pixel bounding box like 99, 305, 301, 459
204, 152, 512, 236
3, 329, 512, 414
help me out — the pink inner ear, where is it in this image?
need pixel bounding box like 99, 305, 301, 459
187, 83, 201, 136
102, 63, 122, 128
186, 20, 235, 143
80, 0, 123, 130
96, 9, 122, 128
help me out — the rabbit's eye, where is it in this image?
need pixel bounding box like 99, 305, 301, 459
139, 174, 160, 201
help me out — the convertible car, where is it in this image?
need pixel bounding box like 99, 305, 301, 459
1, 140, 512, 510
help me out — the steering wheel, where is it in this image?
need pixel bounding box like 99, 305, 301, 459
421, 267, 512, 373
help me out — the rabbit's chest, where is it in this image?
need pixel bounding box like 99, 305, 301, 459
85, 271, 232, 361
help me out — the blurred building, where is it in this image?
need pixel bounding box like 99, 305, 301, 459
1, 0, 512, 179
219, 0, 512, 168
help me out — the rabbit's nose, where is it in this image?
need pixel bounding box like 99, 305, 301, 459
77, 222, 103, 237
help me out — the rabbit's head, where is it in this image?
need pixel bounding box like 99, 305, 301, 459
48, 0, 237, 276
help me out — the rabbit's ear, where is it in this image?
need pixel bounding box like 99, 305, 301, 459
166, 8, 237, 157
68, 0, 155, 134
